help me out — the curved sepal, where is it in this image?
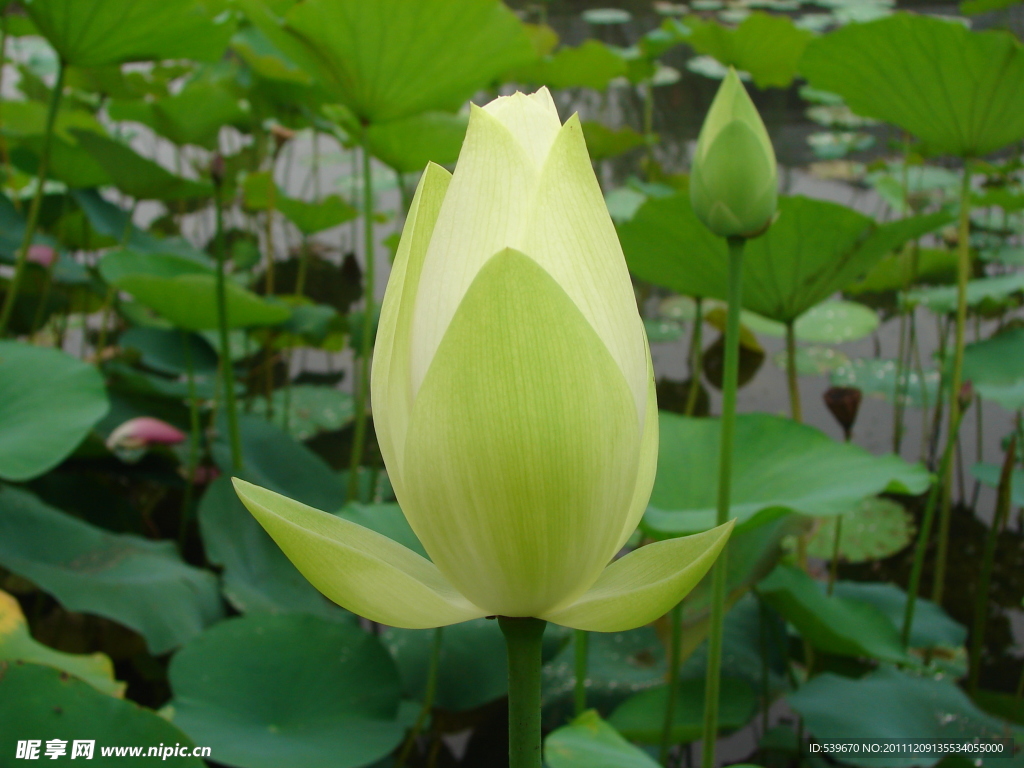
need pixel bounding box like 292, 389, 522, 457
538, 521, 734, 632
232, 479, 486, 629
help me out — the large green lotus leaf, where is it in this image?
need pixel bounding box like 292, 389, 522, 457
0, 485, 223, 655
0, 342, 108, 482
278, 195, 358, 235
338, 503, 427, 559
169, 614, 405, 768
109, 81, 248, 149
512, 39, 628, 90
23, 0, 233, 67
831, 581, 966, 652
365, 111, 468, 173
644, 412, 929, 536
681, 11, 813, 88
788, 667, 1012, 767
99, 249, 212, 284
800, 13, 1024, 157
972, 463, 1024, 508
0, 589, 124, 697
383, 619, 507, 712
961, 327, 1024, 410
831, 357, 940, 409
71, 130, 212, 201
238, 0, 536, 123
119, 327, 219, 377
11, 134, 112, 189
619, 192, 948, 322
846, 247, 959, 295
197, 477, 348, 621
581, 122, 648, 162
758, 564, 909, 663
212, 413, 346, 512
0, 663, 204, 766
806, 497, 913, 563
744, 299, 879, 343
905, 272, 1024, 314
609, 678, 756, 744
545, 710, 660, 768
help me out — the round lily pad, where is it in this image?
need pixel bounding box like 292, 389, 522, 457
806, 497, 914, 563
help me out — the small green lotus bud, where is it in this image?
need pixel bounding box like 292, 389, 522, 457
690, 68, 778, 239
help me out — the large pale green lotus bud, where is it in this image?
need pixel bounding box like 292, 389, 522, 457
690, 68, 778, 238
233, 88, 732, 631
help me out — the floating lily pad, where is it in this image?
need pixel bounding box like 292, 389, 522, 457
906, 273, 1024, 314
806, 497, 914, 563
788, 666, 1011, 767
807, 131, 874, 159
801, 13, 1024, 157
0, 590, 124, 697
644, 413, 929, 536
546, 710, 659, 768
830, 358, 940, 409
0, 341, 109, 482
0, 485, 223, 655
644, 318, 686, 343
745, 300, 880, 344
169, 614, 406, 768
962, 327, 1024, 410
0, 662, 203, 766
773, 346, 850, 376
251, 385, 355, 441
582, 8, 633, 24
972, 463, 1024, 508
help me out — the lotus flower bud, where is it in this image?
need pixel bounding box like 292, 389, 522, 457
106, 417, 186, 451
27, 245, 57, 268
690, 68, 777, 239
233, 88, 731, 632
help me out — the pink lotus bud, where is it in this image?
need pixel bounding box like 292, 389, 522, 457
27, 245, 57, 268
106, 417, 186, 452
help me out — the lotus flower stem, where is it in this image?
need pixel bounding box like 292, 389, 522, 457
395, 626, 444, 768
213, 177, 243, 473
701, 236, 745, 768
179, 331, 202, 548
348, 141, 375, 501
932, 165, 973, 606
659, 601, 683, 765
969, 435, 1016, 693
573, 629, 588, 717
902, 399, 967, 647
500, 617, 546, 768
0, 57, 65, 336
784, 320, 801, 423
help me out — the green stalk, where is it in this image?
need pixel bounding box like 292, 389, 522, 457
348, 141, 375, 501
179, 332, 202, 549
969, 435, 1016, 694
701, 237, 744, 768
573, 629, 588, 718
827, 517, 843, 597
659, 602, 683, 765
932, 164, 973, 605
395, 626, 444, 768
499, 617, 546, 768
785, 320, 801, 422
0, 58, 65, 335
213, 180, 243, 473
901, 401, 968, 647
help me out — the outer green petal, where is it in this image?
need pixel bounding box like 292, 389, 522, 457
402, 249, 642, 618
613, 337, 659, 552
538, 521, 734, 632
482, 87, 562, 167
232, 479, 486, 629
520, 113, 649, 426
371, 162, 451, 491
409, 105, 538, 395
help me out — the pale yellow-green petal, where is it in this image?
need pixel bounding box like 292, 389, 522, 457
482, 87, 562, 167
519, 113, 649, 426
401, 249, 641, 618
409, 104, 538, 395
538, 521, 734, 632
613, 340, 659, 553
371, 162, 451, 491
232, 478, 486, 629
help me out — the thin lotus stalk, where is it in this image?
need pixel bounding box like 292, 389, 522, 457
969, 435, 1016, 694
659, 602, 683, 765
701, 236, 745, 768
179, 332, 202, 549
348, 142, 375, 501
784, 320, 801, 423
213, 174, 244, 473
932, 165, 973, 606
573, 629, 588, 718
500, 617, 546, 768
902, 399, 968, 647
395, 626, 444, 768
684, 297, 704, 416
0, 58, 65, 336
827, 517, 843, 597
